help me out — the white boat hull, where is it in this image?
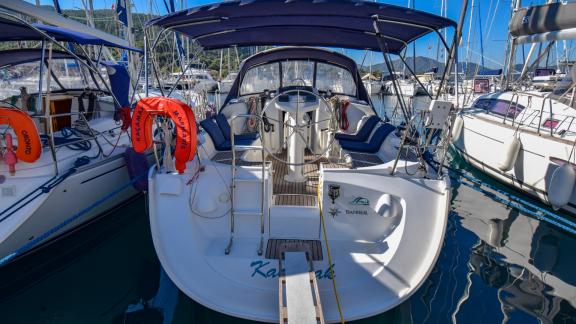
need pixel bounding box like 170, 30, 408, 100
452, 104, 576, 215
148, 160, 450, 322
0, 154, 139, 260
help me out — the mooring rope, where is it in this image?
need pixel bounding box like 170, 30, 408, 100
317, 182, 345, 323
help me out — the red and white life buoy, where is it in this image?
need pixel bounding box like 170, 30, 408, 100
131, 97, 197, 174
0, 107, 42, 165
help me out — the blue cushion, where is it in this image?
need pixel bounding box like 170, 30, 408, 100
335, 115, 380, 142
217, 138, 255, 151
339, 123, 396, 153
201, 117, 257, 151
216, 114, 232, 140
200, 118, 228, 150
216, 113, 260, 141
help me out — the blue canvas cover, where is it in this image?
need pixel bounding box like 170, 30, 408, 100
0, 16, 141, 52
0, 49, 80, 68
477, 68, 503, 76
101, 61, 131, 108
146, 0, 456, 53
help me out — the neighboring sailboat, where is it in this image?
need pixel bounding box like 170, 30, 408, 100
452, 2, 576, 214
361, 73, 382, 95
137, 0, 458, 322
0, 14, 145, 263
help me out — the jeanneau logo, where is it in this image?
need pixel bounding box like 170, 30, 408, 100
350, 197, 369, 206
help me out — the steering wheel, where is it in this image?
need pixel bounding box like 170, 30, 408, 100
260, 88, 337, 166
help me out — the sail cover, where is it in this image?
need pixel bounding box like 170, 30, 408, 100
146, 0, 456, 54
510, 3, 576, 44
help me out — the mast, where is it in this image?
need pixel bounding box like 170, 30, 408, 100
219, 49, 224, 80
465, 0, 475, 76
503, 0, 521, 89
477, 0, 485, 69
410, 0, 416, 74
125, 0, 137, 82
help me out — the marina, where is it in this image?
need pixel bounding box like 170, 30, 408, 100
0, 0, 575, 323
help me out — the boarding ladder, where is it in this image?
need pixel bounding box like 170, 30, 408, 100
279, 251, 325, 324
225, 114, 267, 255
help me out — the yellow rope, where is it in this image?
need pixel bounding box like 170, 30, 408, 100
317, 182, 345, 324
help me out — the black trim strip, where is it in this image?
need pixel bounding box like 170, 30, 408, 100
80, 164, 126, 184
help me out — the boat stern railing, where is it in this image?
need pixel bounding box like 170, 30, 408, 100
498, 91, 576, 139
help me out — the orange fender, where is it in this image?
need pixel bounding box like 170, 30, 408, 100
131, 97, 197, 174
0, 107, 42, 163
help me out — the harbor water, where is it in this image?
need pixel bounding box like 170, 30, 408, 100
1, 95, 575, 323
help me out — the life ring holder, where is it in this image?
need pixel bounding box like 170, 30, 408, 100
131, 97, 198, 174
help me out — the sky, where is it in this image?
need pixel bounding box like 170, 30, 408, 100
29, 0, 571, 69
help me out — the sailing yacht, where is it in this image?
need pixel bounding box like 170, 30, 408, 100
219, 72, 238, 94
0, 14, 145, 263
163, 69, 218, 92
362, 73, 383, 95
135, 0, 458, 322
452, 2, 576, 215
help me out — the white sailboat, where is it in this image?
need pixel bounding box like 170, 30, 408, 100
135, 0, 459, 322
452, 1, 576, 214
0, 14, 145, 263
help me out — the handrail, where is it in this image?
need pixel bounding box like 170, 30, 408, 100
503, 92, 520, 125
226, 113, 266, 256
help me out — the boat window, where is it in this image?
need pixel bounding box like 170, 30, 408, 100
0, 61, 65, 102
240, 63, 280, 95
49, 59, 86, 89
535, 68, 556, 77
316, 62, 356, 96
542, 118, 560, 129
474, 98, 525, 118
282, 60, 314, 87
82, 64, 109, 91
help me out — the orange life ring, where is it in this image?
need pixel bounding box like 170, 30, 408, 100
0, 107, 42, 163
131, 97, 197, 174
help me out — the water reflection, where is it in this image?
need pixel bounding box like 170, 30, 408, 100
411, 157, 576, 324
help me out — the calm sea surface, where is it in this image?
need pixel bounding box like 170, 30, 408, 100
1, 95, 575, 323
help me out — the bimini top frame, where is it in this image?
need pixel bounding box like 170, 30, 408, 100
146, 0, 456, 54
0, 13, 137, 111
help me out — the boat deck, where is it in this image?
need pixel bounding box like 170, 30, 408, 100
211, 150, 383, 206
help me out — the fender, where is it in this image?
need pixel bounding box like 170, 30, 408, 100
131, 97, 197, 173
0, 107, 42, 163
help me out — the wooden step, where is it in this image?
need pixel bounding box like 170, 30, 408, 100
279, 252, 325, 324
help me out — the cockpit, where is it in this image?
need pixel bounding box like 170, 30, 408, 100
200, 47, 397, 186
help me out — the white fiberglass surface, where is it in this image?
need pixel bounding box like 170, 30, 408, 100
149, 163, 449, 322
